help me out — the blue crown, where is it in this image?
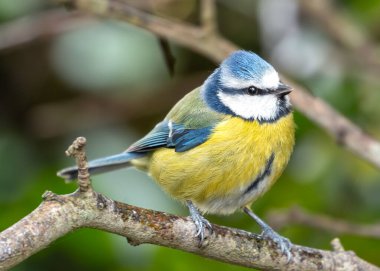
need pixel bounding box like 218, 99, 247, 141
220, 50, 274, 81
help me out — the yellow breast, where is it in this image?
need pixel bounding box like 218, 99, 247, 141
148, 114, 295, 214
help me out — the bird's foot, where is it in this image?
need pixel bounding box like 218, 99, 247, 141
191, 212, 213, 246
243, 207, 292, 262
260, 226, 292, 262
186, 200, 213, 246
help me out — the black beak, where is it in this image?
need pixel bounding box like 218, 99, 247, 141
274, 82, 292, 97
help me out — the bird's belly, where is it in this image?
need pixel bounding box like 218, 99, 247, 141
148, 115, 294, 214
197, 174, 273, 215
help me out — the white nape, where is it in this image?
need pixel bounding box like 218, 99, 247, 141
217, 91, 279, 120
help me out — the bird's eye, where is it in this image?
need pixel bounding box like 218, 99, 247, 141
247, 86, 259, 95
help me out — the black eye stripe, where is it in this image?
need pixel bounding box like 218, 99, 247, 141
219, 86, 266, 95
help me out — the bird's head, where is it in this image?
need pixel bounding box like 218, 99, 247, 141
202, 50, 292, 122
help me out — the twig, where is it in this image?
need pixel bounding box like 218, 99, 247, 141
51, 0, 380, 170
331, 238, 345, 252
0, 9, 94, 52
57, 0, 235, 62
64, 137, 91, 193
157, 37, 176, 76
267, 206, 380, 239
0, 138, 378, 271
200, 0, 217, 34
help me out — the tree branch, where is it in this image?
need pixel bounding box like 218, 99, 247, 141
51, 0, 380, 170
0, 8, 94, 52
1, 139, 379, 271
267, 206, 380, 239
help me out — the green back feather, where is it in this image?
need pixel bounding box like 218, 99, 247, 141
166, 87, 225, 128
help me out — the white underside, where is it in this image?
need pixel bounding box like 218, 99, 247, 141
196, 175, 271, 215
217, 92, 279, 121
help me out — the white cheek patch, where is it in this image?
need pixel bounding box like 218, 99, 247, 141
217, 92, 279, 120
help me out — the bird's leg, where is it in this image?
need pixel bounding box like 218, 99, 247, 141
243, 206, 292, 261
186, 200, 213, 246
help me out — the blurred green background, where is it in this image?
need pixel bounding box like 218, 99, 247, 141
1, 0, 380, 270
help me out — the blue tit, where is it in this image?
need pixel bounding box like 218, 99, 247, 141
58, 50, 295, 258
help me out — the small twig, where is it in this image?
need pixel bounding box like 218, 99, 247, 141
0, 8, 94, 52
158, 37, 176, 76
331, 238, 345, 252
54, 0, 235, 62
200, 0, 217, 34
65, 137, 91, 193
267, 206, 380, 239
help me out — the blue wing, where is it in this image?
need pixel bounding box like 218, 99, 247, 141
127, 120, 213, 153
169, 126, 213, 152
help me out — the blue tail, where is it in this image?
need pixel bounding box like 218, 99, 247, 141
57, 152, 146, 181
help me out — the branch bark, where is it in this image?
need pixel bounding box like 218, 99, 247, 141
2, 189, 379, 271
0, 189, 375, 271
50, 0, 380, 170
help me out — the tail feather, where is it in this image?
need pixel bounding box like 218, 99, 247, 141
57, 152, 146, 181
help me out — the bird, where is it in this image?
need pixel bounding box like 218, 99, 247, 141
57, 50, 295, 259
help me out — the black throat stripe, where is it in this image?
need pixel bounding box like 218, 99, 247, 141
244, 153, 275, 195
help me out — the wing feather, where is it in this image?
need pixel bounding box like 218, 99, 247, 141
127, 87, 225, 153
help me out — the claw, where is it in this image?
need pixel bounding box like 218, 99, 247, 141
186, 200, 213, 246
244, 207, 292, 262
261, 227, 292, 262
